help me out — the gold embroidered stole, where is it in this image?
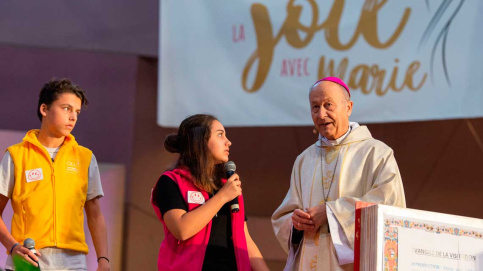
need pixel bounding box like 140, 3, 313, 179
299, 145, 343, 271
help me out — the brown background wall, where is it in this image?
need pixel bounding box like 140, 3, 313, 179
1, 2, 483, 269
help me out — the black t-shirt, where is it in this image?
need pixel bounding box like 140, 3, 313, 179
153, 175, 245, 271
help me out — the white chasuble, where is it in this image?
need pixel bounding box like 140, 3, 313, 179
272, 125, 406, 271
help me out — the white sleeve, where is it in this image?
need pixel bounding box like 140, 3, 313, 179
327, 205, 354, 265
87, 154, 104, 201
0, 151, 15, 198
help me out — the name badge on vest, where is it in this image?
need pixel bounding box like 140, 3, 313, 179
187, 191, 205, 204
25, 168, 44, 183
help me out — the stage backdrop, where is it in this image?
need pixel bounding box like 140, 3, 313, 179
158, 0, 483, 127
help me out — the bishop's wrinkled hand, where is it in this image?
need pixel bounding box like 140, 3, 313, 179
305, 204, 328, 231
292, 209, 315, 231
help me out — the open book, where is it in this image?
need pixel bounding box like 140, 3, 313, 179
354, 202, 483, 271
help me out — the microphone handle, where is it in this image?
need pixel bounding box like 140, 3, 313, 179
226, 170, 240, 213
27, 248, 40, 270
230, 198, 240, 213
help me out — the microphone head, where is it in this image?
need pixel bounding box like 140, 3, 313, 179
224, 161, 236, 172
23, 238, 35, 249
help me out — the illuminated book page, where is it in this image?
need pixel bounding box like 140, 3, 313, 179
398, 226, 483, 271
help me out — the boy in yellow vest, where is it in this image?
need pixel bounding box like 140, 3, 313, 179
0, 79, 110, 270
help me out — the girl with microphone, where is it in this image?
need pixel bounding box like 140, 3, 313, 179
151, 114, 269, 271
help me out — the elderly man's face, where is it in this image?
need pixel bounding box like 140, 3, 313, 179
309, 81, 353, 140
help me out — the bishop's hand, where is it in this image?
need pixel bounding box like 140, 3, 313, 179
305, 204, 328, 231
292, 209, 315, 231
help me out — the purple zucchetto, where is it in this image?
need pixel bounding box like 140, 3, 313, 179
313, 77, 350, 97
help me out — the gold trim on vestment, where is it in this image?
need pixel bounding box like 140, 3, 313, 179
337, 144, 352, 198
300, 152, 320, 271
301, 142, 355, 270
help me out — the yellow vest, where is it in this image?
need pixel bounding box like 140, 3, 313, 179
7, 130, 92, 253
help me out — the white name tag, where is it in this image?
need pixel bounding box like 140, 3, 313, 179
187, 191, 205, 204
25, 168, 44, 183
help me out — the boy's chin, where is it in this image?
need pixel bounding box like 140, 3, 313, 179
55, 130, 72, 138
61, 131, 72, 137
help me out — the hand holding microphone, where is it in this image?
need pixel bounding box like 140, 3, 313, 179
24, 238, 41, 269
11, 237, 41, 269
224, 161, 241, 213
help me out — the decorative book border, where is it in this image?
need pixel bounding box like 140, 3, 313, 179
383, 217, 483, 270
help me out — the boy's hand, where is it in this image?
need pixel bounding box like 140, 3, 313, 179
11, 244, 41, 268
97, 258, 110, 271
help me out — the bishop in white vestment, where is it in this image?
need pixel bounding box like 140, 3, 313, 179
272, 77, 406, 271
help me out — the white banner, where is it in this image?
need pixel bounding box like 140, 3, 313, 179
158, 1, 483, 127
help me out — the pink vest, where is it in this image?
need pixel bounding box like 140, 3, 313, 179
150, 168, 251, 271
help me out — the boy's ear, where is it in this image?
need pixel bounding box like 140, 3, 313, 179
39, 104, 48, 118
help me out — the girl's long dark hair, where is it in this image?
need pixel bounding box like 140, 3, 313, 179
164, 114, 224, 193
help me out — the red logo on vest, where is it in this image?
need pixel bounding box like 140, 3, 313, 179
25, 168, 44, 183
28, 170, 41, 181
187, 191, 205, 204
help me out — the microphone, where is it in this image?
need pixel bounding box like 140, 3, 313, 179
23, 238, 40, 268
224, 161, 239, 213
23, 238, 37, 255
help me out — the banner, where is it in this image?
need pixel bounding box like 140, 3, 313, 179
158, 1, 483, 127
